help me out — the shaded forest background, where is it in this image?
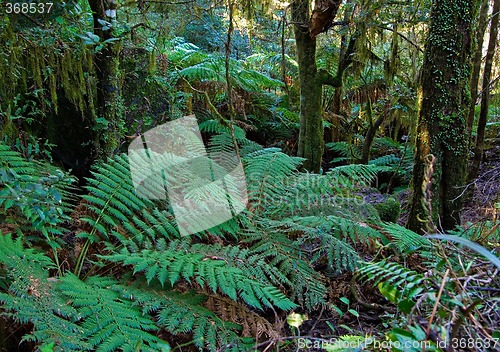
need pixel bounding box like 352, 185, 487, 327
0, 0, 499, 351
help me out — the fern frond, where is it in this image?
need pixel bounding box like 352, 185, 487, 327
381, 223, 432, 254
357, 259, 426, 300
101, 240, 297, 311
244, 225, 328, 309
180, 59, 225, 82
243, 148, 303, 212
369, 154, 400, 167
80, 153, 180, 247
326, 141, 361, 161
59, 274, 165, 352
235, 68, 284, 91
326, 163, 379, 187
151, 289, 253, 351
205, 295, 278, 340
0, 233, 88, 350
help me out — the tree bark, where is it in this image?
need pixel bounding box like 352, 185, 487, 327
469, 0, 500, 181
466, 0, 489, 138
291, 0, 342, 173
361, 113, 385, 164
329, 32, 357, 143
88, 0, 122, 158
408, 0, 474, 233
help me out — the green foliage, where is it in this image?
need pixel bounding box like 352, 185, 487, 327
381, 222, 432, 254
102, 241, 297, 311
2, 1, 499, 350
372, 196, 400, 222
357, 259, 425, 304
3, 131, 398, 350
160, 39, 296, 144
59, 274, 165, 352
354, 222, 500, 350
0, 233, 89, 351
0, 232, 252, 351
0, 142, 76, 246
168, 41, 283, 92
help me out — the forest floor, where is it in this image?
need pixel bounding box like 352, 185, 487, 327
462, 144, 500, 224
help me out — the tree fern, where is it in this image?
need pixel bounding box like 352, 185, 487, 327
326, 163, 381, 187
326, 141, 362, 163
79, 153, 180, 249
243, 224, 328, 309
243, 148, 303, 213
174, 44, 283, 92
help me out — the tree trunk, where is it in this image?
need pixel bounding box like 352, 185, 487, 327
469, 0, 500, 181
291, 0, 342, 172
88, 0, 122, 158
361, 112, 385, 165
292, 0, 324, 173
329, 3, 355, 143
408, 0, 474, 233
466, 0, 489, 138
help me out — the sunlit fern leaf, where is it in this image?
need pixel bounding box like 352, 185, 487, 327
180, 59, 225, 82
235, 68, 284, 91
356, 259, 426, 300
244, 52, 298, 75
168, 41, 209, 68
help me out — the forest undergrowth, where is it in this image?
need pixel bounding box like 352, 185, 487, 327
1, 1, 500, 349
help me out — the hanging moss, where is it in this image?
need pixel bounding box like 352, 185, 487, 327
57, 50, 93, 117
46, 50, 58, 114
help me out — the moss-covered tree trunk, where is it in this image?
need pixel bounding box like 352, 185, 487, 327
291, 0, 342, 173
408, 0, 474, 233
292, 1, 323, 173
88, 0, 122, 157
469, 0, 500, 181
